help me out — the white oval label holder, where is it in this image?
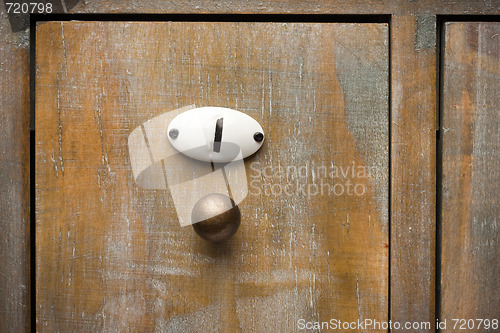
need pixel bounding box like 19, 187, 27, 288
167, 107, 265, 163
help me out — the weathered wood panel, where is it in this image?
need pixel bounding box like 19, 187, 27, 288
390, 15, 437, 332
0, 1, 498, 331
0, 12, 30, 333
68, 0, 499, 15
441, 22, 500, 331
36, 21, 389, 331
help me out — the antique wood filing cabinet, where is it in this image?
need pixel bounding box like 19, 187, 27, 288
0, 1, 498, 332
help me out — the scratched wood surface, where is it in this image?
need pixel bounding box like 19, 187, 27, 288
441, 22, 500, 330
390, 15, 437, 332
68, 0, 498, 15
1, 1, 497, 331
0, 10, 30, 333
36, 22, 389, 331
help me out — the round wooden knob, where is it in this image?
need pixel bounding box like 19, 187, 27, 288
191, 193, 241, 243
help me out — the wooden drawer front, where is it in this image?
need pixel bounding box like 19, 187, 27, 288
36, 21, 389, 332
441, 22, 500, 330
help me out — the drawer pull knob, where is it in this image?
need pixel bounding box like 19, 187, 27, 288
191, 193, 241, 243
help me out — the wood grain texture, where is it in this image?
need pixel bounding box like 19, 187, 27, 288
0, 1, 495, 330
36, 21, 389, 332
68, 0, 500, 15
441, 22, 500, 331
390, 15, 437, 332
0, 12, 30, 333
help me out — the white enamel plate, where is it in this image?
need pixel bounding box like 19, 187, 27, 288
167, 107, 265, 163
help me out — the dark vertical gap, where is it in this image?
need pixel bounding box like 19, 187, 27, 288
435, 16, 445, 332
29, 14, 37, 333
387, 15, 393, 332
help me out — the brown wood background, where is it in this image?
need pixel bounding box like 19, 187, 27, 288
0, 7, 31, 333
441, 22, 500, 332
390, 16, 437, 330
35, 21, 389, 332
0, 1, 499, 332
